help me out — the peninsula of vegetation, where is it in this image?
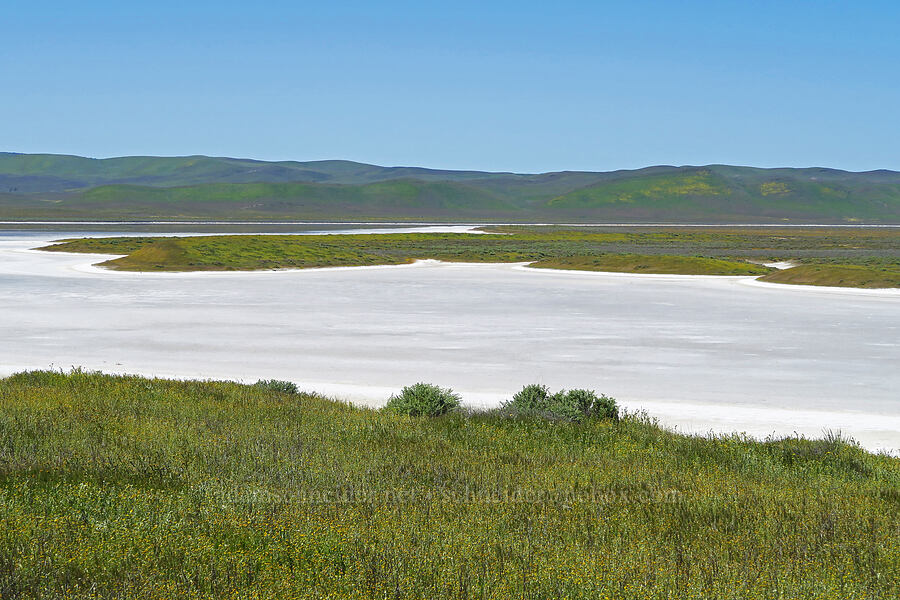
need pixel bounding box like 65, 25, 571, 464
1, 370, 897, 598
40, 226, 900, 288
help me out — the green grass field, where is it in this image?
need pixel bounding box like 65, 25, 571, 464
1, 370, 898, 599
39, 226, 900, 287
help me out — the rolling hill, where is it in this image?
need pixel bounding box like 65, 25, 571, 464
1, 152, 899, 222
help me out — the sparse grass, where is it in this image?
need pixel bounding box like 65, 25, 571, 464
1, 370, 898, 599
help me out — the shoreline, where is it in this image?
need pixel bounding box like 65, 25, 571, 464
22, 242, 900, 295
5, 220, 900, 227
19, 225, 898, 292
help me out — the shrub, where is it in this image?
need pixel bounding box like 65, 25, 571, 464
556, 389, 596, 419
590, 392, 619, 420
384, 383, 461, 417
510, 383, 552, 411
254, 379, 299, 395
505, 384, 619, 422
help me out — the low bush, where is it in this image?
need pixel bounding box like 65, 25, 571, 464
253, 379, 299, 395
505, 384, 619, 422
509, 383, 552, 411
384, 382, 461, 417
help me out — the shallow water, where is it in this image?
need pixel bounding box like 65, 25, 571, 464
2, 229, 899, 452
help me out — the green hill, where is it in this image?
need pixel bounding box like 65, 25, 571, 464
1, 153, 899, 222
543, 167, 900, 222
0, 153, 519, 192
1, 180, 515, 220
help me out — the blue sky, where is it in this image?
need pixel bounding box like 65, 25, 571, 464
2, 1, 898, 172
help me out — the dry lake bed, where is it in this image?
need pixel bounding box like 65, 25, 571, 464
2, 228, 899, 452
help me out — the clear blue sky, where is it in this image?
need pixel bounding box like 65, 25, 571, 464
2, 1, 898, 173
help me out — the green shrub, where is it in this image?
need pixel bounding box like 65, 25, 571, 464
590, 392, 619, 420
510, 383, 552, 411
384, 383, 461, 417
505, 384, 619, 422
253, 379, 299, 395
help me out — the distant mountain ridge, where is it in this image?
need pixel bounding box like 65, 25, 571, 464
1, 152, 899, 223
0, 153, 527, 192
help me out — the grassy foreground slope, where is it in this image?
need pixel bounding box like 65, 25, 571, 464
1, 370, 898, 599
3, 153, 900, 222
39, 226, 900, 286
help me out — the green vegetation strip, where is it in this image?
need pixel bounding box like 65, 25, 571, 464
530, 255, 766, 276
759, 264, 900, 289
39, 230, 778, 275
1, 371, 898, 598
39, 226, 900, 286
